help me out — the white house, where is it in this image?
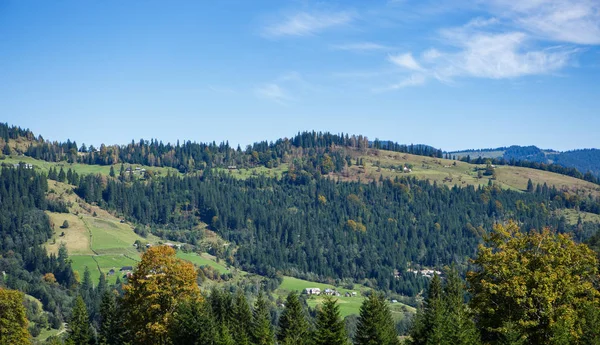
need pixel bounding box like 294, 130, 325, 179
304, 288, 321, 295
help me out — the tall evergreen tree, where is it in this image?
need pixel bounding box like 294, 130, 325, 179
314, 296, 348, 345
169, 298, 217, 345
99, 291, 124, 345
278, 291, 311, 345
67, 295, 92, 345
231, 290, 252, 345
441, 268, 480, 345
407, 274, 445, 345
251, 292, 275, 345
355, 293, 399, 345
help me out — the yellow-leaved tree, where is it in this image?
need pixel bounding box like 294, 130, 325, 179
0, 288, 31, 345
123, 245, 200, 345
468, 221, 600, 345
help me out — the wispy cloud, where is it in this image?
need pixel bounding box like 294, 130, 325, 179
254, 72, 317, 104
254, 83, 289, 104
331, 42, 390, 52
387, 74, 427, 89
263, 11, 354, 38
488, 0, 600, 45
380, 14, 579, 90
388, 53, 424, 71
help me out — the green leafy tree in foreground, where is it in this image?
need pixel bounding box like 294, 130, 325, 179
355, 292, 399, 345
314, 296, 348, 345
468, 221, 600, 345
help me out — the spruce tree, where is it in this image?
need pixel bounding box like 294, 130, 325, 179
231, 290, 252, 345
442, 268, 480, 345
67, 295, 92, 345
251, 292, 275, 345
99, 291, 123, 345
278, 291, 310, 345
314, 296, 348, 345
355, 293, 399, 345
169, 298, 217, 345
407, 274, 445, 345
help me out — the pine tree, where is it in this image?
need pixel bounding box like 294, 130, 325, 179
109, 165, 115, 177
527, 178, 534, 193
251, 292, 275, 345
67, 295, 92, 345
314, 296, 348, 345
278, 291, 310, 345
99, 291, 123, 345
169, 298, 217, 345
231, 290, 252, 345
58, 167, 66, 182
407, 274, 446, 345
441, 268, 480, 345
355, 293, 399, 345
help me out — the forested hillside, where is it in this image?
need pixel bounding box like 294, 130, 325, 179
0, 166, 76, 338
3, 122, 600, 344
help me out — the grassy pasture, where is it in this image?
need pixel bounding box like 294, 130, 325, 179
176, 252, 231, 274
2, 155, 178, 177
276, 276, 415, 318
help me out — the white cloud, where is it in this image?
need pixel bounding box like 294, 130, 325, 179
254, 83, 289, 104
422, 48, 442, 61
332, 42, 390, 51
388, 53, 424, 71
388, 74, 427, 89
263, 11, 354, 38
436, 30, 574, 79
382, 19, 577, 89
488, 0, 600, 44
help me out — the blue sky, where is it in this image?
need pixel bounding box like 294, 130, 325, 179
1, 0, 599, 151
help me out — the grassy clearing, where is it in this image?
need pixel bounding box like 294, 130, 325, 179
46, 213, 94, 255
85, 217, 142, 255
557, 209, 600, 225
215, 164, 289, 180
353, 149, 600, 197
176, 252, 231, 274
2, 155, 178, 177
276, 276, 415, 318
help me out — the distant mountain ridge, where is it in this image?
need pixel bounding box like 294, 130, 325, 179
450, 145, 600, 177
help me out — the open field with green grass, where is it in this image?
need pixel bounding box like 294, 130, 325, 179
558, 209, 600, 225
276, 276, 415, 318
1, 154, 179, 177
176, 252, 232, 274
353, 149, 600, 197
44, 181, 154, 285
215, 163, 289, 180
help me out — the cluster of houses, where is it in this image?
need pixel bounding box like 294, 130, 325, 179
107, 266, 134, 279
303, 288, 357, 297
133, 242, 182, 249
12, 163, 33, 169
406, 268, 442, 278
125, 166, 146, 174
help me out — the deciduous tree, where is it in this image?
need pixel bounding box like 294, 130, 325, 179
123, 245, 200, 345
468, 221, 600, 344
0, 288, 30, 345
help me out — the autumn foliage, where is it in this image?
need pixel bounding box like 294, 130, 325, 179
468, 221, 600, 344
123, 245, 200, 345
0, 288, 30, 345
